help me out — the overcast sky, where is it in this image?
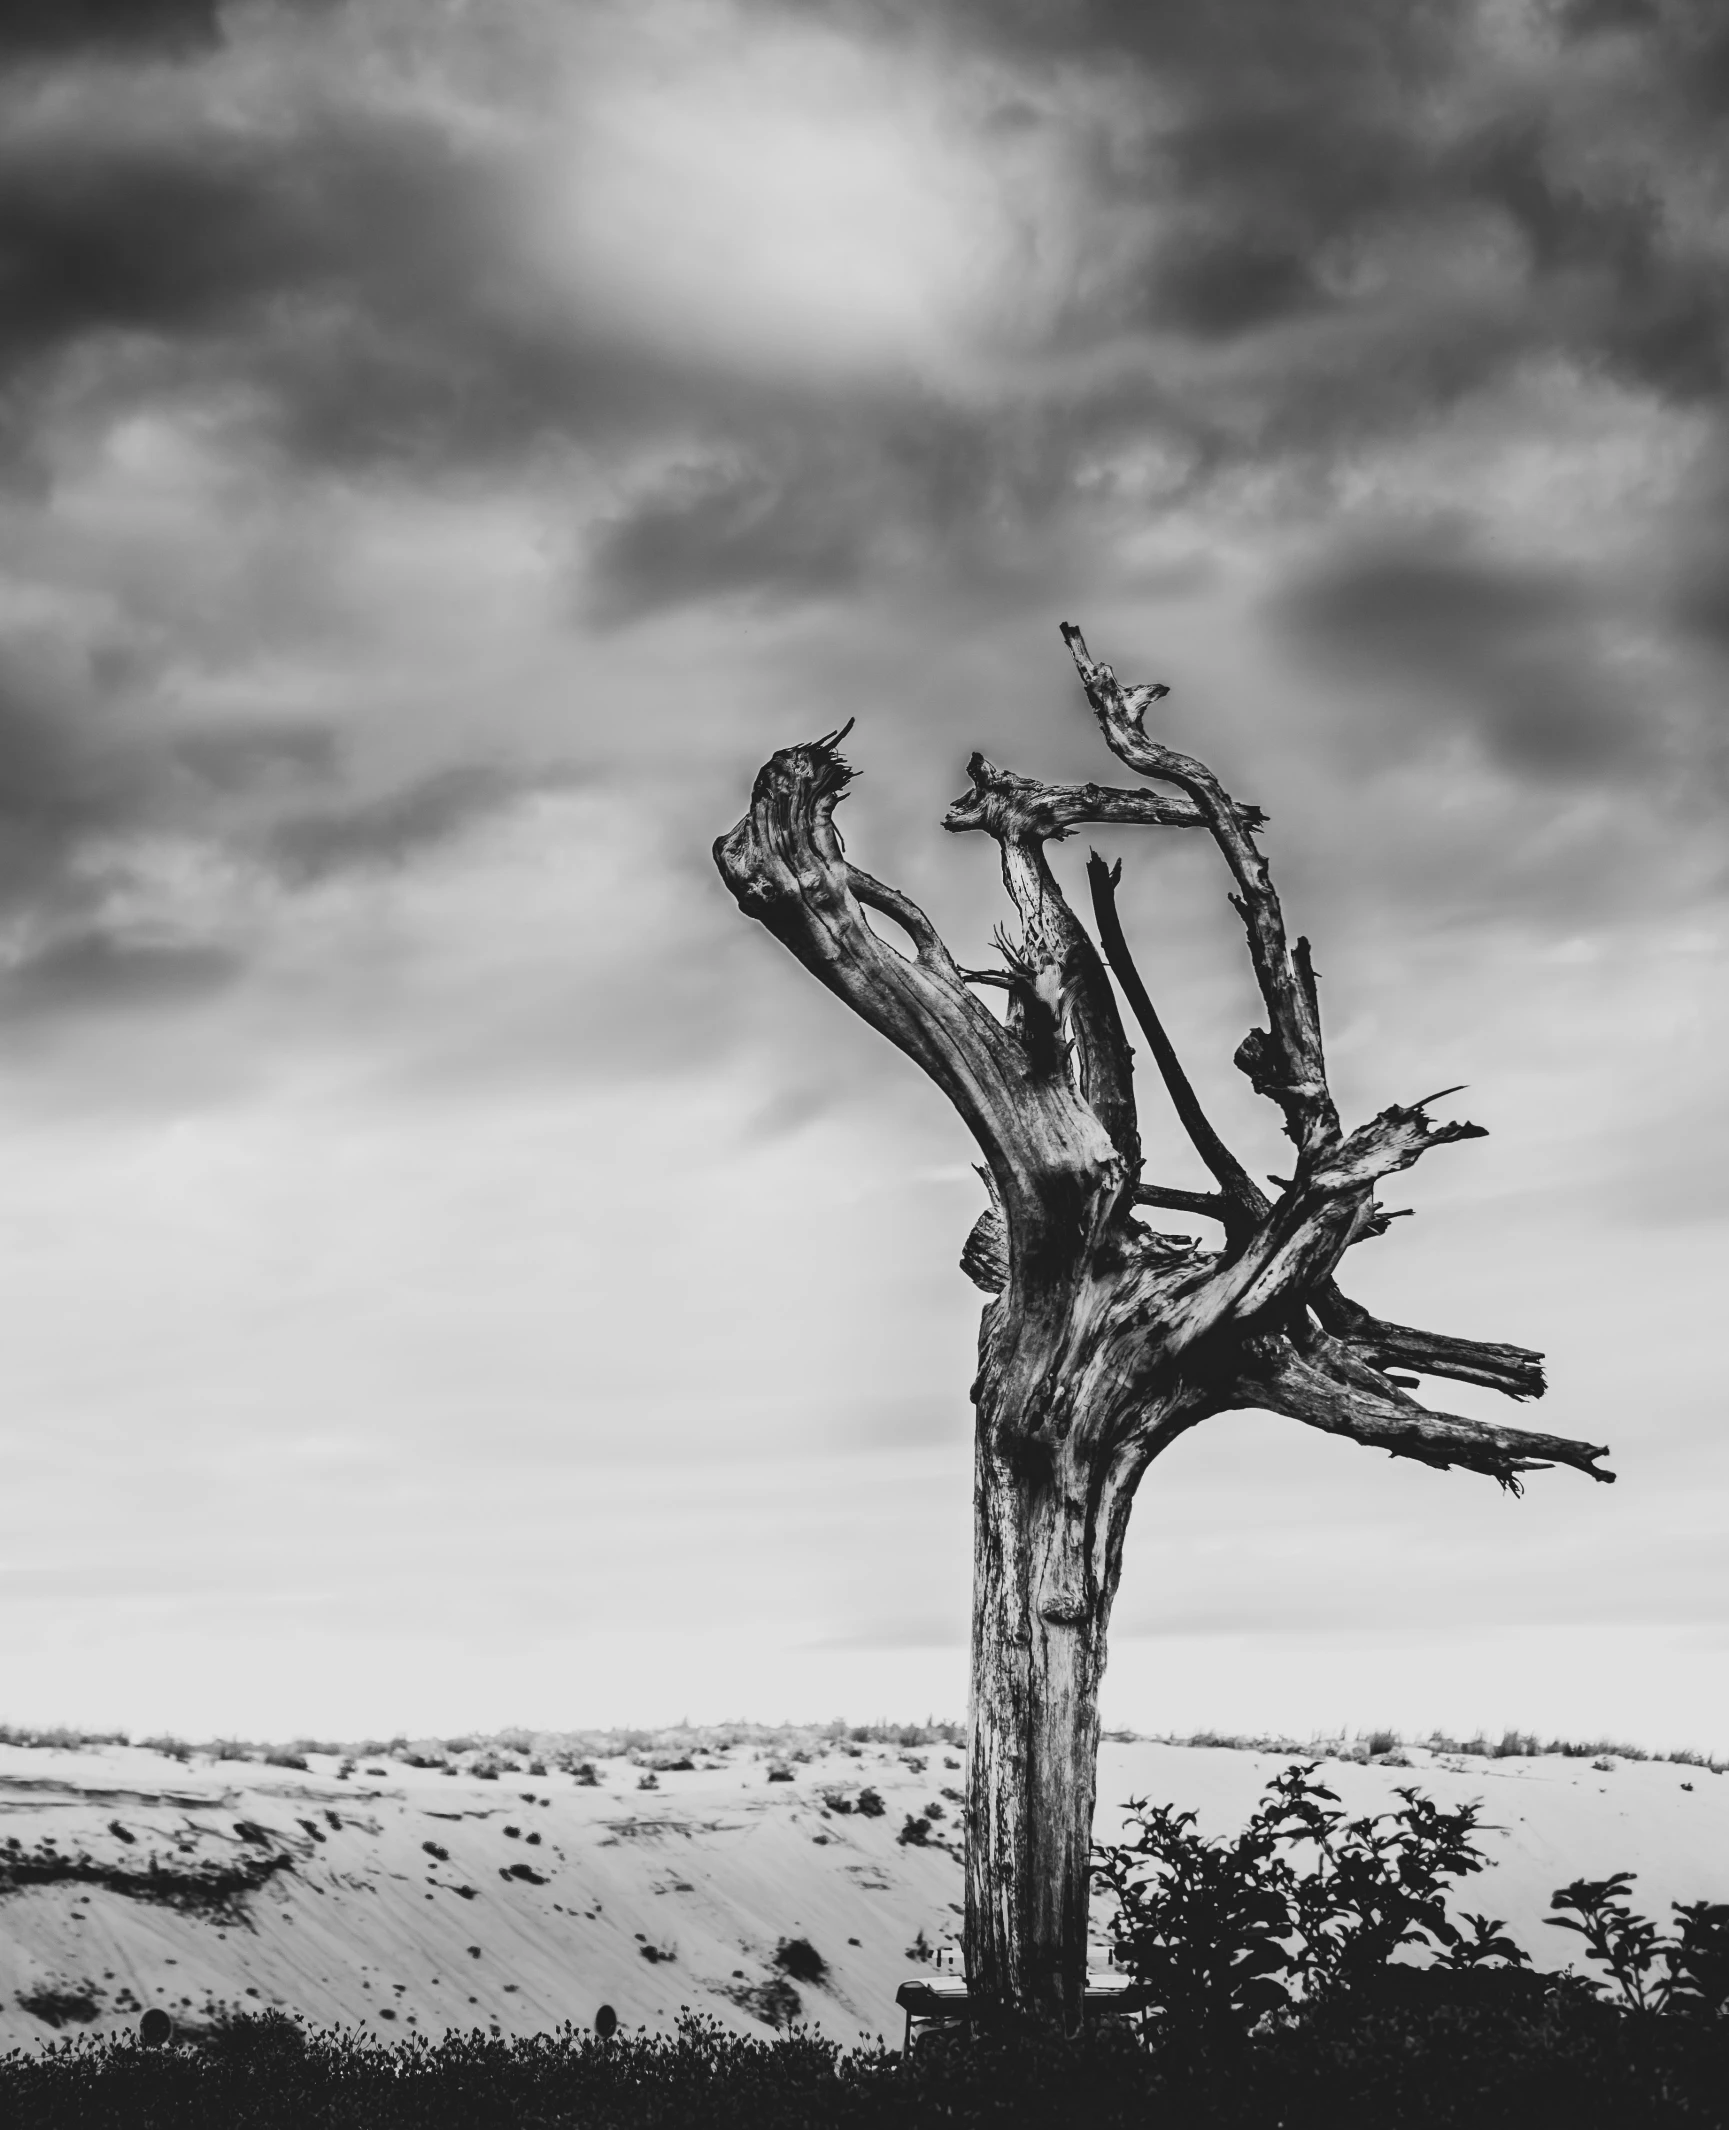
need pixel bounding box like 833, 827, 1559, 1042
1, 0, 1724, 1752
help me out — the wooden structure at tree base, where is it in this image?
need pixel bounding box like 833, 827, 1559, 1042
895, 1971, 1147, 2051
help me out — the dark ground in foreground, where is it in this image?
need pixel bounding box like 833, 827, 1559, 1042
5, 1983, 1728, 2130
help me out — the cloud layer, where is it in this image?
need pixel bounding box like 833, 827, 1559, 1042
0, 0, 1724, 1742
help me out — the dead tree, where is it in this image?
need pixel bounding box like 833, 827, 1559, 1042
714, 625, 1613, 2030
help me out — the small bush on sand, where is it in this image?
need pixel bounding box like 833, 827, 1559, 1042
773, 1938, 828, 1986
1092, 1762, 1531, 2033
1546, 1874, 1729, 2016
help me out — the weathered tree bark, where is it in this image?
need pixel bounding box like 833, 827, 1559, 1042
714, 626, 1612, 2032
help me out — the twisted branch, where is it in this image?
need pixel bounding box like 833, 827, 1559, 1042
1062, 622, 1336, 1161
714, 727, 1120, 1278
942, 753, 1145, 1180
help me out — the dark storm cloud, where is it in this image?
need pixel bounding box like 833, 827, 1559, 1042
1, 0, 1723, 791
590, 457, 870, 621
856, 0, 1450, 78
1462, 119, 1729, 404
1674, 559, 1729, 656
0, 648, 334, 914
1663, 455, 1729, 661
1103, 16, 1725, 407
0, 104, 499, 384
0, 639, 553, 1024
1558, 0, 1658, 33
172, 721, 341, 793
585, 405, 1063, 622
1272, 531, 1642, 781
902, 0, 1725, 402
0, 931, 241, 1021
570, 0, 1726, 620
3, 0, 1720, 583
0, 649, 155, 915
0, 0, 220, 62
0, 67, 773, 476
265, 765, 529, 881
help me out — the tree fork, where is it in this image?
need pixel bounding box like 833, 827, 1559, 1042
714, 626, 1613, 2031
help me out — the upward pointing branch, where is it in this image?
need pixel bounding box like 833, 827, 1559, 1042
1062, 623, 1337, 1162
714, 727, 1123, 1280
1086, 852, 1268, 1248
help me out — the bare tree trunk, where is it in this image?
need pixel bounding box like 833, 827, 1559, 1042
714, 625, 1614, 2031
967, 1424, 1108, 2029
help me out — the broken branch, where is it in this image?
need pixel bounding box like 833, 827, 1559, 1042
1237, 1329, 1612, 1490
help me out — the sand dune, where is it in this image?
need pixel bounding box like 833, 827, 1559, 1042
2, 1730, 1724, 2051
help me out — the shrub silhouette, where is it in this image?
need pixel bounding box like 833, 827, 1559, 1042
1547, 1873, 1729, 2016
773, 1937, 828, 1985
1092, 1762, 1527, 2032
5, 1992, 1729, 2125
198, 2009, 307, 2062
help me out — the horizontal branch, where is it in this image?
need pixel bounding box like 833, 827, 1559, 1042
1315, 1284, 1546, 1400
1236, 1330, 1611, 1491
943, 755, 1206, 841
1135, 1183, 1231, 1223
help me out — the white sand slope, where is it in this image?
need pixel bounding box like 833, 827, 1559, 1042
2, 1733, 1724, 2053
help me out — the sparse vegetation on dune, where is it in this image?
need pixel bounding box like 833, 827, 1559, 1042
1116, 1728, 1729, 1775
1, 1718, 1719, 1770
3, 1732, 1725, 2121
0, 1833, 294, 1918
0, 1717, 970, 1771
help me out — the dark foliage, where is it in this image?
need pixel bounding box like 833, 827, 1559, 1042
774, 1937, 829, 1985
1547, 1875, 1729, 2015
1092, 1762, 1524, 2033
4, 2002, 1728, 2127
1084, 1756, 1729, 2128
